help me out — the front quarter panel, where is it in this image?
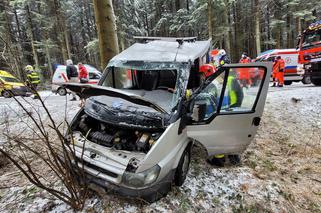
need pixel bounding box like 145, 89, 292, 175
136, 120, 190, 176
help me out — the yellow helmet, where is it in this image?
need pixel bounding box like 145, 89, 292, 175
25, 65, 34, 71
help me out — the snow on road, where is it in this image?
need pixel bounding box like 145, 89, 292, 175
0, 83, 320, 212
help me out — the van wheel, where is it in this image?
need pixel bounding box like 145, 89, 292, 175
57, 87, 67, 96
302, 76, 311, 84
284, 81, 292, 85
174, 145, 191, 186
2, 91, 11, 98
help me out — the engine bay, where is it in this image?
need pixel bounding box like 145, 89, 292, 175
75, 114, 163, 153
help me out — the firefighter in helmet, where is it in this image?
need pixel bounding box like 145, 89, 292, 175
25, 65, 40, 99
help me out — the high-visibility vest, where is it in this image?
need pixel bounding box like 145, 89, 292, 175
27, 71, 40, 85
273, 60, 280, 74
227, 76, 237, 106
279, 59, 285, 70
239, 57, 251, 63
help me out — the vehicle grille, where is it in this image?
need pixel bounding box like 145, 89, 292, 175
75, 157, 118, 178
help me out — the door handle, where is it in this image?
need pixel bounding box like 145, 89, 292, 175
252, 117, 261, 126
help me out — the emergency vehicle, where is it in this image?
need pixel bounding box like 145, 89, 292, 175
297, 20, 321, 86
0, 70, 30, 98
255, 49, 308, 85
51, 64, 102, 96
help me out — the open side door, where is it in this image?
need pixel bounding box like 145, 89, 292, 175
186, 62, 272, 156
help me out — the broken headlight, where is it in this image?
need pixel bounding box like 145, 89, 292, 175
122, 164, 161, 188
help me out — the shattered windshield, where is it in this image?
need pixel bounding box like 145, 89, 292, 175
302, 29, 321, 49
102, 62, 185, 113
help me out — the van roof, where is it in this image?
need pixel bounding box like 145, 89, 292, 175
109, 40, 211, 64
257, 49, 298, 58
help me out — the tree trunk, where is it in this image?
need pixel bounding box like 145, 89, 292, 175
2, 1, 24, 80
26, 4, 40, 69
223, 0, 231, 55
44, 31, 53, 78
208, 0, 213, 40
93, 0, 119, 69
254, 0, 261, 56
296, 17, 302, 35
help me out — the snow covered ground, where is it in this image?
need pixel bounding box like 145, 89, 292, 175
0, 83, 321, 212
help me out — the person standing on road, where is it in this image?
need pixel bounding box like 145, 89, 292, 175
66, 59, 78, 101
239, 53, 252, 88
78, 63, 88, 107
276, 56, 285, 87
25, 65, 40, 99
271, 57, 279, 87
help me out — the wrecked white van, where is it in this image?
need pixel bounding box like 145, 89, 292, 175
65, 37, 271, 202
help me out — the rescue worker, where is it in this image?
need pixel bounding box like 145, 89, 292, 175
78, 62, 88, 107
227, 70, 244, 108
238, 53, 252, 88
276, 56, 285, 87
207, 69, 243, 167
211, 49, 230, 68
185, 64, 217, 101
218, 49, 230, 66
66, 59, 78, 101
271, 57, 279, 87
25, 65, 40, 99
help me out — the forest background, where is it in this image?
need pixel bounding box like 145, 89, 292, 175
0, 0, 320, 82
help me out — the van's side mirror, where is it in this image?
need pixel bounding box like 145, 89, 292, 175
191, 102, 206, 122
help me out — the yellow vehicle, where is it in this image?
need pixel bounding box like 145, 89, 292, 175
0, 70, 30, 98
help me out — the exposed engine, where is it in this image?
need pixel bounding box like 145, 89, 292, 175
76, 114, 162, 153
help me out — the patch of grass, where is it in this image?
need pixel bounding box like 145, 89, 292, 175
278, 189, 295, 202
179, 196, 191, 212
22, 186, 39, 199
0, 153, 9, 168
212, 197, 220, 206
232, 203, 271, 213
245, 159, 257, 169
262, 160, 277, 172
308, 201, 321, 213
278, 135, 290, 144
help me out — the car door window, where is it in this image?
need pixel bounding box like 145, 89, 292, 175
220, 67, 265, 113
191, 71, 225, 122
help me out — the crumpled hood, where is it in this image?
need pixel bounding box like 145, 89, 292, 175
84, 96, 170, 130
63, 83, 166, 113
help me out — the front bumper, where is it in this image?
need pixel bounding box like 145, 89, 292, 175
71, 132, 174, 202
86, 168, 174, 202
304, 62, 321, 79
11, 87, 31, 96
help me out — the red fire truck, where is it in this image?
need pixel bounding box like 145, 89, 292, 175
297, 20, 321, 86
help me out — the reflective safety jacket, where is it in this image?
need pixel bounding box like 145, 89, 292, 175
227, 75, 243, 107
27, 71, 40, 85
279, 59, 285, 71
272, 60, 280, 74
239, 57, 251, 63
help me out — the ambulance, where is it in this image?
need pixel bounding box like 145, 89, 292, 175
51, 64, 102, 96
0, 70, 30, 98
255, 49, 310, 85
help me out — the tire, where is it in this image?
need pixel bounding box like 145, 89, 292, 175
174, 145, 191, 186
57, 87, 67, 96
2, 90, 11, 98
302, 76, 311, 84
228, 155, 241, 166
284, 81, 292, 85
311, 78, 321, 86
